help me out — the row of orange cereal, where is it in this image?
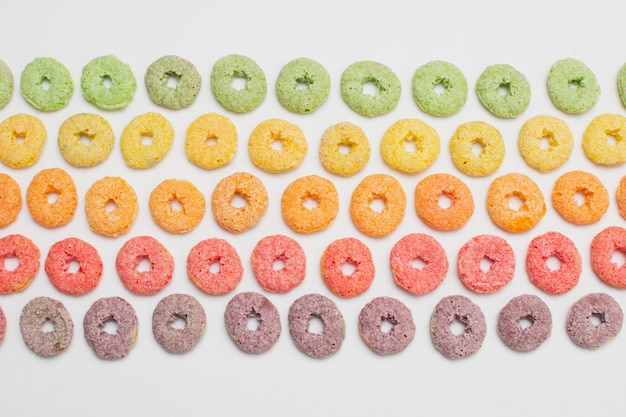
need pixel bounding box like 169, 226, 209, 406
2, 167, 626, 238
1, 112, 626, 175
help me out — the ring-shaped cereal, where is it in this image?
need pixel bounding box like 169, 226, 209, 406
486, 172, 546, 233
0, 234, 40, 294
288, 293, 346, 358
320, 237, 375, 298
414, 173, 474, 231
412, 60, 467, 117
211, 172, 268, 233
152, 293, 206, 354
497, 294, 552, 352
58, 113, 115, 167
275, 57, 331, 114
145, 55, 201, 109
358, 296, 416, 355
0, 113, 46, 168
83, 296, 138, 360
20, 296, 73, 357
81, 55, 136, 110
0, 60, 13, 109
115, 236, 174, 295
45, 237, 103, 296
120, 112, 174, 169
551, 170, 608, 225
457, 234, 516, 294
390, 233, 448, 295
224, 292, 281, 354
590, 226, 626, 289
248, 118, 308, 172
85, 176, 138, 237
187, 238, 243, 295
518, 115, 574, 173
350, 174, 406, 237
526, 231, 582, 294
566, 293, 623, 349
475, 64, 531, 118
340, 61, 401, 117
380, 118, 440, 174
20, 57, 73, 111
251, 235, 306, 293
318, 122, 370, 176
582, 113, 626, 166
449, 121, 505, 177
0, 173, 22, 228
210, 54, 267, 113
185, 113, 238, 170
547, 58, 600, 114
281, 175, 339, 233
26, 167, 78, 228
149, 179, 206, 233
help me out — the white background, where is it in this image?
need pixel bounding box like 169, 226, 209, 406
1, 0, 626, 416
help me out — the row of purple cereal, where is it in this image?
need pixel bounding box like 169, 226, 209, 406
2, 227, 625, 299
1, 55, 625, 118
1, 290, 622, 360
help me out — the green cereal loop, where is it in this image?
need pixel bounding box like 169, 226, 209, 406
547, 58, 600, 114
617, 63, 626, 107
145, 55, 201, 110
20, 57, 73, 111
476, 64, 530, 118
0, 60, 14, 109
210, 54, 267, 113
341, 61, 401, 117
81, 55, 136, 110
412, 60, 467, 117
275, 57, 330, 113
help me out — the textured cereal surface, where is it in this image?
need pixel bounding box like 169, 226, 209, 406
26, 167, 77, 228
281, 174, 338, 233
211, 172, 268, 233
430, 295, 486, 359
0, 113, 46, 168
20, 296, 73, 357
58, 113, 115, 167
321, 237, 374, 298
251, 235, 306, 293
547, 58, 600, 113
152, 293, 206, 354
412, 60, 467, 117
457, 234, 515, 293
149, 179, 206, 233
145, 55, 201, 109
526, 231, 581, 294
350, 173, 406, 237
85, 176, 138, 237
449, 121, 504, 176
115, 236, 174, 295
318, 121, 370, 176
414, 173, 474, 231
224, 292, 281, 354
551, 170, 608, 225
390, 233, 448, 295
0, 173, 22, 228
185, 112, 237, 170
276, 57, 330, 113
83, 296, 138, 360
590, 227, 626, 289
0, 59, 13, 109
248, 118, 307, 172
497, 294, 552, 352
566, 293, 623, 349
120, 112, 174, 169
518, 115, 573, 172
211, 54, 267, 113
582, 113, 626, 166
45, 237, 103, 295
340, 60, 401, 117
475, 64, 530, 118
187, 238, 243, 295
20, 57, 73, 111
81, 54, 136, 110
358, 296, 415, 355
0, 234, 40, 294
380, 118, 440, 174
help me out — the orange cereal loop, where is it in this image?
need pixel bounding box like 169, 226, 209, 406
185, 113, 237, 170
552, 170, 609, 225
281, 174, 339, 233
149, 179, 206, 233
582, 113, 626, 166
26, 167, 77, 228
58, 113, 115, 167
85, 176, 138, 237
380, 118, 440, 174
350, 173, 406, 237
211, 172, 268, 233
486, 172, 546, 233
0, 113, 46, 168
120, 112, 174, 169
415, 173, 474, 231
319, 122, 370, 176
248, 118, 307, 172
0, 173, 22, 228
449, 121, 504, 176
616, 176, 626, 220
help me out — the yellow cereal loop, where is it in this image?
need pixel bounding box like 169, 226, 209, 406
518, 115, 573, 173
449, 121, 504, 177
120, 112, 174, 169
582, 113, 626, 166
319, 122, 370, 176
0, 113, 46, 168
58, 113, 115, 167
248, 118, 307, 172
380, 118, 440, 174
185, 113, 237, 170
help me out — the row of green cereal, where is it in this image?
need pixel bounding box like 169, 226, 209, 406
1, 111, 625, 173
1, 55, 625, 117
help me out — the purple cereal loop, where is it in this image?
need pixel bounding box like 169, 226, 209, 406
497, 294, 552, 352
19, 296, 73, 357
152, 293, 206, 354
83, 296, 138, 360
358, 296, 415, 355
224, 292, 281, 354
566, 292, 623, 349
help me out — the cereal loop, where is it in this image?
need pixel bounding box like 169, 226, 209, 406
281, 175, 339, 233
582, 113, 626, 166
187, 238, 243, 295
115, 236, 174, 295
211, 172, 268, 233
390, 233, 448, 295
0, 113, 46, 168
449, 121, 504, 176
185, 113, 238, 170
58, 113, 115, 167
518, 115, 573, 173
616, 176, 626, 220
149, 179, 206, 233
248, 118, 307, 172
45, 237, 103, 296
551, 170, 608, 225
590, 227, 626, 289
251, 235, 306, 293
350, 174, 406, 237
380, 118, 440, 174
85, 176, 138, 237
318, 122, 370, 176
527, 231, 581, 294
0, 234, 40, 294
120, 112, 174, 169
321, 237, 375, 298
26, 167, 78, 228
0, 173, 22, 228
414, 173, 474, 231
